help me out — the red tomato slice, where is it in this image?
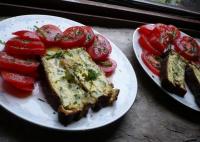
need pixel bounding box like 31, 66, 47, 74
97, 58, 117, 76
138, 24, 155, 36
12, 30, 41, 41
167, 25, 181, 42
0, 52, 39, 76
87, 34, 112, 61
141, 51, 161, 76
36, 24, 63, 45
1, 71, 35, 92
5, 38, 46, 56
82, 26, 95, 48
5, 37, 45, 49
139, 35, 161, 56
148, 24, 170, 53
174, 36, 200, 61
60, 26, 86, 48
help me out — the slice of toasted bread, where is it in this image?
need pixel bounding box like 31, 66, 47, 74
185, 63, 200, 106
42, 47, 119, 125
160, 50, 187, 96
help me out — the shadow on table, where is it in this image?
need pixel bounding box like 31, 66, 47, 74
0, 107, 123, 142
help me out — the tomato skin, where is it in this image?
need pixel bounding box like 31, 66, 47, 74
60, 26, 86, 48
141, 51, 160, 76
82, 26, 95, 48
0, 52, 39, 76
167, 25, 181, 42
174, 36, 200, 61
5, 45, 45, 56
148, 24, 170, 53
97, 58, 117, 76
1, 71, 35, 92
36, 24, 63, 45
139, 35, 161, 56
138, 24, 155, 36
87, 34, 112, 61
5, 37, 46, 56
12, 30, 41, 41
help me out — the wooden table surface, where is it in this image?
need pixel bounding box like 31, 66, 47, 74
0, 21, 199, 142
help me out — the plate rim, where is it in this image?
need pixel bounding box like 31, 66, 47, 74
0, 14, 138, 131
132, 25, 200, 112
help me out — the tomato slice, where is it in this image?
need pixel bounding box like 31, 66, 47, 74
166, 25, 181, 42
87, 34, 112, 61
36, 24, 63, 45
0, 52, 39, 76
12, 30, 41, 41
139, 35, 161, 56
141, 51, 161, 76
148, 24, 170, 53
97, 58, 117, 76
138, 24, 155, 36
1, 71, 35, 92
60, 26, 86, 48
82, 26, 95, 48
5, 38, 46, 56
174, 36, 200, 61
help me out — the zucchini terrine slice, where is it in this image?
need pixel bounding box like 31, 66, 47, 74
42, 48, 95, 124
160, 50, 187, 96
61, 48, 119, 110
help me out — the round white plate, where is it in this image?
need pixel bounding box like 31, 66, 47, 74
132, 25, 200, 112
0, 15, 138, 131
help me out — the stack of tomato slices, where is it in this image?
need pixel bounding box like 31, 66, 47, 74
138, 23, 200, 76
0, 24, 117, 93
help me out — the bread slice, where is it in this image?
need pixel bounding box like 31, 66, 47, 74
160, 50, 187, 96
42, 47, 119, 125
61, 48, 119, 111
185, 63, 200, 106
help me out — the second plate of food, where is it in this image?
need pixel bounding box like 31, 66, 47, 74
133, 23, 200, 112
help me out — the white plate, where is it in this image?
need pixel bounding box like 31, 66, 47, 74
0, 15, 138, 131
132, 25, 200, 112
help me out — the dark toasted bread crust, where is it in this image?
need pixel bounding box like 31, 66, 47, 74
160, 51, 186, 96
185, 64, 200, 106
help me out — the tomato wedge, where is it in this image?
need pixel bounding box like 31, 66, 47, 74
82, 26, 95, 48
87, 34, 112, 61
36, 24, 63, 45
174, 36, 200, 61
97, 58, 117, 76
166, 25, 181, 42
138, 24, 155, 36
12, 30, 41, 41
60, 26, 86, 48
5, 38, 45, 56
0, 52, 39, 76
141, 51, 161, 76
1, 71, 34, 92
139, 35, 161, 56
